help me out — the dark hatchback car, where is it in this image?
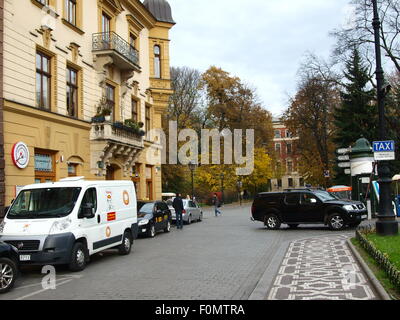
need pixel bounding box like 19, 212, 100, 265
251, 188, 368, 230
137, 201, 172, 238
0, 241, 19, 293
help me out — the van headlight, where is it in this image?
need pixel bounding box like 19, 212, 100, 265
343, 205, 354, 211
49, 218, 72, 234
0, 220, 5, 234
138, 219, 149, 226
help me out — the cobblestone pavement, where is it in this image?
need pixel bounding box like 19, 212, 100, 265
0, 204, 362, 300
267, 235, 377, 300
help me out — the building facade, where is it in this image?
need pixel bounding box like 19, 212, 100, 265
270, 117, 304, 191
1, 0, 174, 208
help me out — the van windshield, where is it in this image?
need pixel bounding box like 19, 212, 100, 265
7, 187, 81, 219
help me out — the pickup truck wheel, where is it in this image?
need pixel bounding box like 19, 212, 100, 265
118, 231, 132, 255
265, 214, 281, 230
288, 224, 299, 229
328, 214, 345, 231
69, 242, 87, 272
0, 258, 17, 294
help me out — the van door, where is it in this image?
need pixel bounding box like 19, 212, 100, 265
78, 187, 101, 253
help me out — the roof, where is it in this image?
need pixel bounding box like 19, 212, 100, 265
143, 0, 175, 24
20, 178, 134, 190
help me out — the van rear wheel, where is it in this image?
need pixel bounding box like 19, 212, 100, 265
265, 214, 281, 230
118, 231, 132, 255
69, 242, 87, 272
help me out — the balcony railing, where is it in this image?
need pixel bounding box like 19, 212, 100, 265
91, 121, 144, 149
92, 32, 139, 67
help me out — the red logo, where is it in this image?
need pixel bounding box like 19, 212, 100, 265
107, 212, 116, 221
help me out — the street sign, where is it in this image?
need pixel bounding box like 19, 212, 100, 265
338, 162, 351, 168
337, 148, 351, 154
373, 140, 395, 152
373, 140, 395, 161
338, 155, 350, 161
344, 169, 351, 175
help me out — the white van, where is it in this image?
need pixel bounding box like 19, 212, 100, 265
0, 177, 138, 271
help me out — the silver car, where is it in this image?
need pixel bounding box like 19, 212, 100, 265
171, 199, 203, 224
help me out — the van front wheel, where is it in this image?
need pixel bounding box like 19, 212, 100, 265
69, 242, 87, 272
118, 231, 132, 255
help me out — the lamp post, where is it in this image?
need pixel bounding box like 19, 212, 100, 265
372, 0, 398, 236
220, 172, 225, 205
188, 160, 197, 200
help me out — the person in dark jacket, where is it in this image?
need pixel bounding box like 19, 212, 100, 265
212, 193, 222, 217
172, 193, 184, 229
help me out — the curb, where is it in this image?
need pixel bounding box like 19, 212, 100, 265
346, 239, 392, 300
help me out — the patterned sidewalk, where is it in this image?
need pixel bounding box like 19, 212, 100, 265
267, 235, 377, 300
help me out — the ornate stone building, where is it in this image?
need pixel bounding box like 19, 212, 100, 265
1, 0, 174, 208
270, 117, 304, 191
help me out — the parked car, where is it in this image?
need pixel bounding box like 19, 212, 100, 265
171, 199, 203, 224
137, 201, 172, 238
0, 241, 19, 293
0, 177, 138, 272
251, 188, 368, 230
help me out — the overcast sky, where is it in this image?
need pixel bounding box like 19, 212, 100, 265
167, 0, 352, 117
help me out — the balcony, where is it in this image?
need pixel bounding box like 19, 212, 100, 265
92, 32, 140, 71
90, 121, 144, 177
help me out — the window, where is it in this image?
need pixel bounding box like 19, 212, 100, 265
35, 150, 56, 183
275, 143, 281, 155
130, 33, 137, 50
66, 67, 78, 117
286, 130, 291, 138
145, 105, 151, 134
79, 188, 97, 216
154, 45, 161, 78
277, 179, 282, 188
288, 178, 294, 188
274, 130, 280, 138
66, 0, 76, 25
287, 160, 293, 173
300, 193, 318, 205
286, 143, 292, 155
102, 12, 111, 33
68, 163, 78, 177
132, 99, 138, 122
36, 51, 51, 110
300, 178, 304, 187
284, 193, 299, 205
106, 84, 115, 121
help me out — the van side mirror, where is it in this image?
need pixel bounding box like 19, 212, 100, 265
80, 203, 95, 219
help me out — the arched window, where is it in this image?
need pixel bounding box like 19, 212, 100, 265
154, 45, 161, 78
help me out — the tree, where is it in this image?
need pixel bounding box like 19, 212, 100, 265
332, 0, 400, 77
333, 48, 378, 184
283, 76, 339, 186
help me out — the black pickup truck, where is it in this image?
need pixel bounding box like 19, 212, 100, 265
251, 188, 367, 230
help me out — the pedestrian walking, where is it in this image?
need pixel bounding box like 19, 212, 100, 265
212, 193, 222, 217
173, 193, 184, 229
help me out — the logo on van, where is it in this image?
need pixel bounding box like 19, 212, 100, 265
105, 226, 111, 238
123, 191, 130, 205
107, 212, 116, 221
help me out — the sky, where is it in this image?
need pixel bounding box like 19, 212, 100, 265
167, 0, 353, 117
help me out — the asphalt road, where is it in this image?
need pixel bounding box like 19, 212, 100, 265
1, 204, 358, 300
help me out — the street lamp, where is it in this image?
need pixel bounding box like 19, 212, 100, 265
188, 160, 197, 200
372, 0, 398, 236
220, 172, 225, 205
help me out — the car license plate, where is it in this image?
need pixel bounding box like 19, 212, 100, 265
361, 215, 368, 219
19, 255, 31, 261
